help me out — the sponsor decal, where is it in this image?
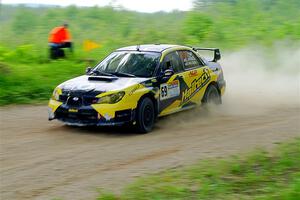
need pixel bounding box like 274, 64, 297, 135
189, 70, 198, 77
128, 84, 141, 96
160, 80, 180, 100
68, 108, 78, 113
181, 68, 211, 105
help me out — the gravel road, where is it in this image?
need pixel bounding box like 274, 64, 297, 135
1, 103, 299, 200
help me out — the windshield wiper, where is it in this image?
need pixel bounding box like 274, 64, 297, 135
112, 72, 136, 77
90, 70, 117, 77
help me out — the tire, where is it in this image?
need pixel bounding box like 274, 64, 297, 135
136, 97, 155, 133
202, 84, 222, 105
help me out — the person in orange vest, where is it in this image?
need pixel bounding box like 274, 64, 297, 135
48, 23, 73, 59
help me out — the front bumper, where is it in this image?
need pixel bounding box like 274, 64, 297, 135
48, 102, 135, 126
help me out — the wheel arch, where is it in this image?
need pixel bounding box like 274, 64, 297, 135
206, 81, 221, 95
201, 81, 221, 103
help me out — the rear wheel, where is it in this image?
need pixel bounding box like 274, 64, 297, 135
136, 97, 155, 133
202, 84, 222, 105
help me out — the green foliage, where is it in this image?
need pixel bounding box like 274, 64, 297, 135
0, 59, 85, 105
1, 0, 299, 54
1, 0, 298, 51
97, 139, 300, 199
184, 12, 213, 41
189, 0, 300, 48
0, 44, 44, 63
0, 0, 299, 105
11, 7, 38, 34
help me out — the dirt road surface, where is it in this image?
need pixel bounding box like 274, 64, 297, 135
1, 103, 299, 200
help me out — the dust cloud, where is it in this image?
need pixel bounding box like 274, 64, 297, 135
221, 43, 300, 116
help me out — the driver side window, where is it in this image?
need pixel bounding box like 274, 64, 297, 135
161, 51, 184, 73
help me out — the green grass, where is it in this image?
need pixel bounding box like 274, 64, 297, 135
0, 43, 119, 105
97, 138, 300, 200
0, 59, 86, 105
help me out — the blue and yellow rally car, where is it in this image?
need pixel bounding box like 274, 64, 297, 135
48, 44, 226, 132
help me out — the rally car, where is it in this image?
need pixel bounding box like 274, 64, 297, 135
48, 44, 226, 133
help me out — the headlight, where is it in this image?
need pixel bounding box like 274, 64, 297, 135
52, 88, 62, 101
96, 91, 125, 104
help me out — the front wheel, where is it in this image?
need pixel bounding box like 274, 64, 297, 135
202, 84, 222, 105
136, 97, 155, 133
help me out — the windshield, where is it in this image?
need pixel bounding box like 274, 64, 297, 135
92, 51, 161, 77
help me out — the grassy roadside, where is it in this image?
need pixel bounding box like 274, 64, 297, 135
0, 60, 87, 105
97, 138, 300, 200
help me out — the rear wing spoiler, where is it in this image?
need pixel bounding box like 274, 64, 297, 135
192, 47, 221, 62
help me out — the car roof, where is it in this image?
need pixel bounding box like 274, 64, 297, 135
116, 44, 190, 53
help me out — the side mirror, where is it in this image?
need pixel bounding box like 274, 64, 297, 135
163, 69, 174, 77
86, 67, 92, 74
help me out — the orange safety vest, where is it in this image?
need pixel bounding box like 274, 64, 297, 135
48, 26, 71, 43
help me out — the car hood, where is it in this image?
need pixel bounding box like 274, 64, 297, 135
58, 75, 150, 94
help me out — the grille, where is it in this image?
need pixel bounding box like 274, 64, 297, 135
55, 107, 98, 122
59, 90, 101, 106
66, 96, 82, 107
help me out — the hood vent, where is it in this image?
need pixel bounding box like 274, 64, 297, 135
88, 76, 117, 82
